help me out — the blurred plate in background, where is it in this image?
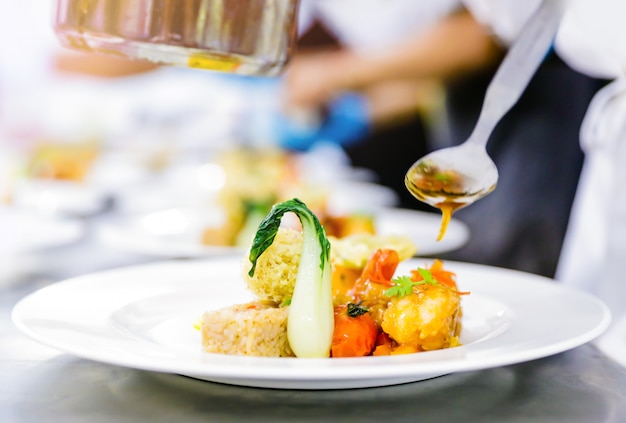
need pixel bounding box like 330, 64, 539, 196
323, 181, 398, 214
97, 206, 468, 258
97, 206, 237, 258
12, 179, 108, 217
0, 206, 84, 281
376, 208, 469, 256
0, 206, 84, 255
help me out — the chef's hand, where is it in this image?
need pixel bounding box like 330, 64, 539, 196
275, 92, 370, 151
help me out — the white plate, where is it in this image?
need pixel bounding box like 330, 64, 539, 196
12, 258, 610, 390
324, 181, 399, 213
97, 207, 469, 258
0, 206, 84, 255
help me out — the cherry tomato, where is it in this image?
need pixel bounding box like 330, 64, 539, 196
331, 303, 379, 358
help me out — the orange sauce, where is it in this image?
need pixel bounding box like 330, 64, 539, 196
435, 201, 465, 241
405, 165, 467, 241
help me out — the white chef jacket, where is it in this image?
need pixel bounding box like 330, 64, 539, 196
463, 0, 626, 367
298, 0, 462, 51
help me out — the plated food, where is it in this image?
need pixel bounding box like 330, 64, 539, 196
200, 198, 467, 358
26, 142, 100, 182
5, 141, 112, 216
199, 147, 398, 248
12, 253, 610, 389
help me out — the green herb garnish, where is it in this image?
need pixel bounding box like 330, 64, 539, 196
417, 268, 437, 284
384, 269, 438, 297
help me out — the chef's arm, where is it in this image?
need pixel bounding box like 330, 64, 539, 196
284, 8, 504, 110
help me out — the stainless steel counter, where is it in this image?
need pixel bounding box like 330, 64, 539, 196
2, 217, 626, 423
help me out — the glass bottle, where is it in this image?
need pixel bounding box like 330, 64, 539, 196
52, 0, 301, 76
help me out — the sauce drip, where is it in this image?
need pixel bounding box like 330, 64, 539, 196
405, 162, 484, 241
435, 201, 464, 241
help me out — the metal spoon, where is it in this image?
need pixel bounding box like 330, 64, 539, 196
405, 0, 568, 211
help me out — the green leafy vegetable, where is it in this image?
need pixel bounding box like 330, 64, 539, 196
248, 198, 333, 358
385, 269, 438, 298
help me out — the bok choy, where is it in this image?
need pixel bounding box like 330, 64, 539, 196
248, 198, 333, 358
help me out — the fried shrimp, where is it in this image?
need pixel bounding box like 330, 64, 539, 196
381, 283, 461, 351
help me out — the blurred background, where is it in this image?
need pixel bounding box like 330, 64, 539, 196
0, 0, 605, 284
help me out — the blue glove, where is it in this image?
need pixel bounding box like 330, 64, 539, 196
276, 92, 370, 152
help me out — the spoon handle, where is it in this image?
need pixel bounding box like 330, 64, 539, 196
467, 0, 568, 146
